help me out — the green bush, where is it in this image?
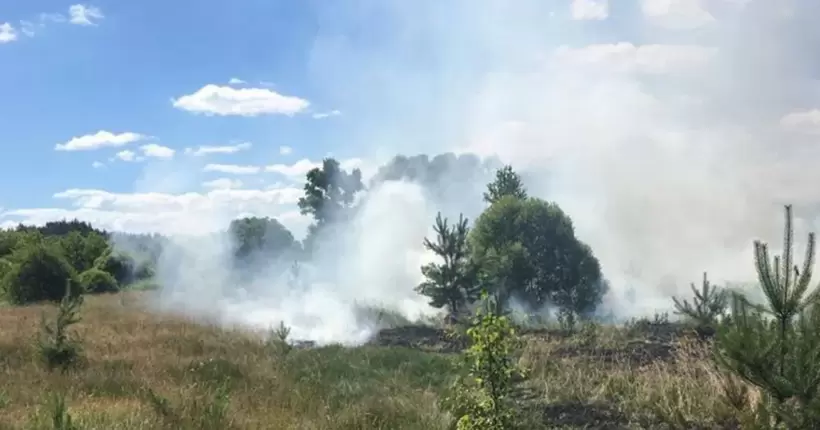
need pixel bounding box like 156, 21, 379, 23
2, 243, 78, 304
93, 248, 135, 285
78, 268, 119, 294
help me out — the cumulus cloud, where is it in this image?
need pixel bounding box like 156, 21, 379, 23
55, 130, 146, 151
264, 158, 321, 178
228, 77, 246, 85
279, 145, 293, 155
172, 84, 310, 116
0, 23, 18, 43
185, 142, 252, 156
140, 143, 175, 159
68, 4, 104, 26
113, 150, 139, 162
571, 0, 609, 20
91, 161, 105, 168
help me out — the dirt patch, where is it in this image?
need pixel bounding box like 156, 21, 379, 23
368, 325, 467, 353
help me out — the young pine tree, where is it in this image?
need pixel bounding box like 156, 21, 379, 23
672, 272, 728, 338
416, 213, 481, 322
715, 204, 820, 428
37, 279, 84, 373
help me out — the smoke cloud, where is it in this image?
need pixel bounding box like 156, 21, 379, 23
139, 0, 820, 342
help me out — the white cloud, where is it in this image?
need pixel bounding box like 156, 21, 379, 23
780, 110, 820, 134
279, 145, 293, 155
203, 164, 261, 175
140, 143, 175, 159
184, 142, 252, 156
0, 23, 17, 43
172, 84, 310, 117
228, 77, 246, 85
68, 4, 104, 26
203, 178, 244, 190
113, 150, 138, 162
571, 0, 609, 20
641, 0, 714, 29
0, 187, 307, 236
56, 130, 145, 151
91, 161, 105, 168
553, 43, 716, 74
264, 158, 321, 178
312, 110, 342, 119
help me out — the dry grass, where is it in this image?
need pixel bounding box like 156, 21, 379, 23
0, 293, 753, 429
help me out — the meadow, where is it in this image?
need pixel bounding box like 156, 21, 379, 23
0, 291, 739, 430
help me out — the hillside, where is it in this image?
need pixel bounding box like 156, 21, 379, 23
0, 291, 737, 430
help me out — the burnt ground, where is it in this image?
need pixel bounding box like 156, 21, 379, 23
364, 319, 727, 429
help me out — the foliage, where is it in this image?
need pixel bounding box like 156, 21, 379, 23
93, 247, 136, 285
228, 216, 298, 265
78, 267, 119, 294
37, 280, 84, 373
297, 157, 364, 227
446, 292, 523, 430
470, 195, 605, 315
673, 272, 728, 335
483, 165, 527, 204
2, 242, 79, 304
415, 213, 481, 320
714, 204, 820, 428
58, 231, 108, 273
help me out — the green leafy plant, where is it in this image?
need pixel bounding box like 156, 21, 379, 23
37, 280, 84, 373
45, 391, 78, 430
446, 292, 524, 430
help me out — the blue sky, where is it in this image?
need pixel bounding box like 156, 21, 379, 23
1, 0, 818, 245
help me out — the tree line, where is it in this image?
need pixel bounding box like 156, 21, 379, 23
0, 152, 607, 320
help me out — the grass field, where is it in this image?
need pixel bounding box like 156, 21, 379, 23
0, 292, 746, 429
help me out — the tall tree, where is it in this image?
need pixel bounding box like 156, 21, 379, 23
470, 195, 605, 315
297, 158, 364, 227
483, 165, 527, 204
228, 216, 297, 263
715, 205, 820, 428
416, 213, 481, 321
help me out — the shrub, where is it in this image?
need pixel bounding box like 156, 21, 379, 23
93, 248, 135, 285
446, 293, 524, 430
2, 243, 78, 304
78, 267, 119, 294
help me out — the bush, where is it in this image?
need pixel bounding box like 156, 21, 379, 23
446, 293, 524, 430
93, 248, 135, 285
78, 268, 119, 294
2, 243, 78, 304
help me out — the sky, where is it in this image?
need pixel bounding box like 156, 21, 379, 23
1, 0, 820, 280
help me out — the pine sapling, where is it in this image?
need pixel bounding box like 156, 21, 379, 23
672, 272, 728, 338
37, 279, 84, 372
714, 204, 820, 427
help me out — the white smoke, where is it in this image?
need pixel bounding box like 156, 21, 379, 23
124, 0, 820, 340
